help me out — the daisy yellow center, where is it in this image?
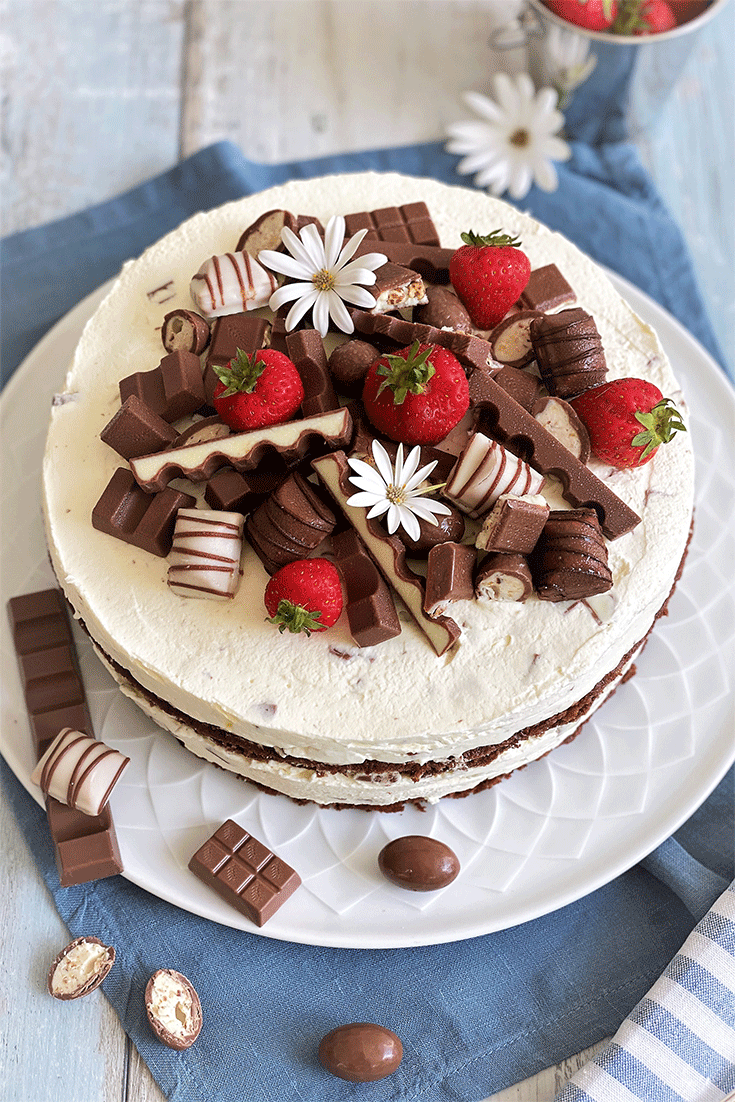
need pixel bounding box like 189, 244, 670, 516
313, 268, 336, 291
509, 128, 530, 148
386, 484, 406, 505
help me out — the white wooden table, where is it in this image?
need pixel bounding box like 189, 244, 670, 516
1, 3, 732, 1100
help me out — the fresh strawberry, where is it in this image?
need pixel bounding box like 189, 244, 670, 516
213, 348, 304, 431
570, 378, 686, 469
612, 0, 676, 32
361, 340, 470, 447
544, 0, 619, 31
448, 230, 531, 330
264, 558, 343, 635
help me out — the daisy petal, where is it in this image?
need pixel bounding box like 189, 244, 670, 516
366, 499, 391, 520
533, 157, 559, 193
299, 222, 330, 269
281, 226, 322, 271
492, 72, 521, 118
323, 215, 346, 268
543, 135, 572, 161
335, 263, 379, 286
285, 289, 320, 331
371, 440, 395, 486
386, 503, 402, 535
347, 456, 381, 480
463, 90, 505, 125
399, 445, 422, 486
269, 281, 315, 310
257, 250, 309, 280
347, 490, 384, 509
509, 162, 534, 200
312, 292, 331, 337
410, 498, 452, 522
334, 227, 369, 268
395, 506, 421, 542
326, 290, 354, 334
405, 459, 439, 491
335, 285, 377, 309
393, 444, 405, 486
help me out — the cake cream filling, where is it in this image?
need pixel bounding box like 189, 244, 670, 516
42, 174, 694, 776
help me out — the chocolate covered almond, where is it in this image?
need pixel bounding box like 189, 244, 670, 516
47, 936, 115, 1000
145, 970, 202, 1050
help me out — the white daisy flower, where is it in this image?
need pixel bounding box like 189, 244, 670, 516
346, 439, 452, 543
258, 215, 387, 338
446, 73, 571, 200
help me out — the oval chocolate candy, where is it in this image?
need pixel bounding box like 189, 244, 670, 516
318, 1022, 403, 1082
378, 835, 460, 892
145, 969, 203, 1050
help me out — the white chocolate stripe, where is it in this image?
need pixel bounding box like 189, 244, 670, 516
30, 727, 130, 817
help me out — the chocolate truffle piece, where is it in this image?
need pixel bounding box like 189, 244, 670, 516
475, 494, 550, 555
100, 394, 178, 460
329, 340, 378, 398
489, 310, 542, 367
145, 970, 202, 1050
319, 1023, 403, 1082
414, 285, 472, 333
424, 542, 476, 617
378, 835, 460, 891
518, 263, 575, 312
47, 936, 115, 1001
475, 552, 533, 602
530, 308, 607, 399
161, 309, 210, 355
530, 508, 613, 601
532, 395, 590, 463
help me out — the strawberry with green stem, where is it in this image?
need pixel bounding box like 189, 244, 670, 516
449, 230, 531, 330
571, 378, 686, 469
361, 340, 470, 447
213, 348, 304, 431
264, 559, 343, 635
544, 0, 619, 31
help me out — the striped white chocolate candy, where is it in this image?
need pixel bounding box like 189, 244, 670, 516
445, 431, 545, 518
189, 251, 277, 318
31, 729, 130, 817
167, 508, 245, 600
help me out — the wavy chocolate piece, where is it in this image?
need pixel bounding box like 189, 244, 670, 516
332, 528, 402, 647
286, 329, 340, 416
468, 371, 640, 540
130, 407, 353, 492
312, 451, 460, 656
530, 508, 613, 601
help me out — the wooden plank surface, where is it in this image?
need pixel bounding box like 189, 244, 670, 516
1, 2, 732, 1100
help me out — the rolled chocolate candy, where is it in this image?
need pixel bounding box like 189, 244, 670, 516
344, 200, 439, 246
145, 970, 203, 1050
235, 208, 298, 254
492, 365, 544, 413
489, 310, 542, 368
119, 350, 206, 423
370, 263, 427, 313
286, 329, 340, 416
332, 528, 401, 647
530, 308, 607, 399
424, 542, 476, 617
31, 728, 130, 817
47, 936, 116, 1000
190, 251, 277, 318
161, 309, 210, 355
414, 285, 472, 333
100, 394, 178, 460
475, 494, 550, 555
400, 504, 465, 557
530, 508, 613, 601
92, 468, 195, 556
475, 552, 533, 602
532, 395, 590, 463
518, 263, 575, 312
328, 340, 378, 398
246, 472, 335, 572
445, 431, 545, 518
167, 509, 245, 600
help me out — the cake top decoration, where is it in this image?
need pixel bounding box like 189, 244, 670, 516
346, 439, 451, 542
259, 214, 387, 337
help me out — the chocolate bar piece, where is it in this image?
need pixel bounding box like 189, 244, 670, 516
518, 264, 575, 312
7, 589, 123, 885
530, 508, 613, 601
332, 528, 401, 647
493, 365, 544, 412
204, 468, 266, 514
120, 350, 206, 423
530, 308, 607, 399
401, 505, 465, 557
424, 542, 476, 617
188, 818, 301, 926
312, 451, 460, 656
92, 468, 195, 556
345, 202, 440, 246
475, 494, 550, 554
162, 309, 210, 355
468, 371, 640, 540
349, 310, 500, 375
355, 239, 454, 283
204, 314, 272, 403
370, 263, 427, 313
7, 589, 92, 757
130, 407, 353, 493
100, 394, 178, 460
286, 329, 340, 416
475, 552, 533, 603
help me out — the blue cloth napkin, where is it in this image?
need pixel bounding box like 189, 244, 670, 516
2, 139, 734, 1102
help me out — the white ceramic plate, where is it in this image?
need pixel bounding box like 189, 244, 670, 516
2, 274, 733, 949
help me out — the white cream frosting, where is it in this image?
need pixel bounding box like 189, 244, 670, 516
42, 173, 694, 796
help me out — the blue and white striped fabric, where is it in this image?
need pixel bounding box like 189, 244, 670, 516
556, 882, 735, 1102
